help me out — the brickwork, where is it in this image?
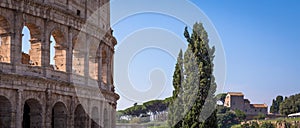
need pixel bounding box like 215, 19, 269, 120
0, 0, 118, 128
224, 92, 268, 116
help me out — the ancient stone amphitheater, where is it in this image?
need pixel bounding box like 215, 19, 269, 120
0, 0, 119, 128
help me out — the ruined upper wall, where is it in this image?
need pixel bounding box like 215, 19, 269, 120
0, 0, 110, 32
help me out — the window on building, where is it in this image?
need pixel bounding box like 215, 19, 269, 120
77, 10, 81, 16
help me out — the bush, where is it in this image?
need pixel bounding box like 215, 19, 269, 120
260, 122, 275, 128
254, 113, 266, 120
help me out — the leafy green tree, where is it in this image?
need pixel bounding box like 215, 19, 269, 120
254, 113, 266, 120
235, 110, 246, 122
216, 93, 227, 105
217, 111, 238, 128
144, 100, 168, 114
216, 105, 230, 114
280, 93, 300, 115
270, 95, 283, 114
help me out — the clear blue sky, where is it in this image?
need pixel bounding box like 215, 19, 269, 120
20, 0, 300, 110
112, 0, 300, 110
191, 0, 300, 108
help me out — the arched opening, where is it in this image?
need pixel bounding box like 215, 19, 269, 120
22, 99, 42, 128
91, 107, 100, 128
89, 39, 99, 80
51, 102, 67, 128
101, 46, 108, 84
72, 36, 85, 76
0, 15, 11, 63
74, 104, 87, 128
0, 96, 12, 128
50, 36, 55, 66
50, 29, 67, 71
21, 26, 30, 64
21, 23, 42, 66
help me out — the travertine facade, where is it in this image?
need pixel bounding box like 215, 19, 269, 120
0, 0, 119, 128
224, 92, 268, 115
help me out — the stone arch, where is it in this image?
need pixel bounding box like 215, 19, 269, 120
21, 23, 42, 66
51, 102, 68, 128
100, 43, 108, 84
50, 28, 67, 71
74, 104, 88, 128
0, 15, 11, 63
91, 106, 100, 128
0, 95, 12, 128
22, 98, 43, 128
89, 38, 100, 80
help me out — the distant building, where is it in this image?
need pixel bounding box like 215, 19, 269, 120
224, 92, 268, 115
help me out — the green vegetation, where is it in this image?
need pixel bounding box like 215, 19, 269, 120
280, 93, 300, 115
167, 22, 217, 128
117, 99, 170, 119
232, 118, 300, 128
270, 95, 283, 114
216, 106, 247, 128
253, 113, 266, 120
167, 49, 184, 127
216, 93, 227, 104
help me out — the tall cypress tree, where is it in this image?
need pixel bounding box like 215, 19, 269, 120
168, 22, 217, 128
270, 95, 283, 114
168, 50, 184, 127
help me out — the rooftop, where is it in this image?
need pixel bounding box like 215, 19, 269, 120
228, 92, 244, 96
251, 104, 268, 108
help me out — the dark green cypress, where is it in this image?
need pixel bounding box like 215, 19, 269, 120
168, 50, 184, 127
168, 22, 217, 128
182, 22, 217, 127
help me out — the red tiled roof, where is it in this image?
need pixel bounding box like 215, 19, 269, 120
228, 92, 244, 96
251, 104, 268, 108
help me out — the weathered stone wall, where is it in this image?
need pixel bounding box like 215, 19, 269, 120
0, 0, 118, 127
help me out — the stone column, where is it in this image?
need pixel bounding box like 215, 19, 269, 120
16, 89, 23, 128
42, 19, 49, 77
98, 44, 102, 89
67, 27, 73, 82
11, 11, 23, 72
106, 48, 111, 90
69, 96, 75, 128
84, 34, 89, 86
45, 88, 52, 128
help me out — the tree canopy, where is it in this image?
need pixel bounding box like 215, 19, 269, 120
270, 95, 283, 114
280, 93, 300, 115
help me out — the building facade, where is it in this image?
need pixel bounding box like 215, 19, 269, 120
0, 0, 118, 128
224, 92, 268, 115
